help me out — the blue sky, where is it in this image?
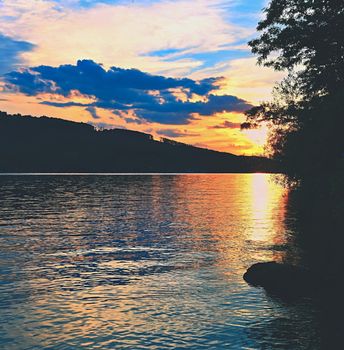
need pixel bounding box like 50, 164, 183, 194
0, 33, 35, 75
0, 0, 282, 155
57, 0, 265, 72
0, 0, 267, 74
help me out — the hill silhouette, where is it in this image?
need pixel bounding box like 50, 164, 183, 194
0, 111, 277, 173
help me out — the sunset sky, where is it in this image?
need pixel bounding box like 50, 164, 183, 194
0, 0, 285, 155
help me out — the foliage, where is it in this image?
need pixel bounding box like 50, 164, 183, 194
244, 0, 344, 177
250, 0, 344, 95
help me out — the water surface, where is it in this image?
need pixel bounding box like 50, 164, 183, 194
0, 174, 319, 349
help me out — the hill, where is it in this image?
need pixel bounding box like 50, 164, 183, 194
0, 111, 277, 173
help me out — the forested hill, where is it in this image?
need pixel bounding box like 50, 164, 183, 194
0, 111, 277, 173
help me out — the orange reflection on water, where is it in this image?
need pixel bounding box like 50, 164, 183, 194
6, 174, 290, 348
150, 174, 289, 275
249, 174, 287, 243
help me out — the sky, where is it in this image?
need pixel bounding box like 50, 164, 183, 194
0, 0, 284, 155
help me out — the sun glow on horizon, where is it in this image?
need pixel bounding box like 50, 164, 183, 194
0, 0, 279, 155
243, 125, 269, 148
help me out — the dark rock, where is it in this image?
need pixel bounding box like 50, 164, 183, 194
243, 261, 319, 298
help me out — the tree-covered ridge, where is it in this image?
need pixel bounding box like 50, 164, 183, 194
0, 111, 275, 173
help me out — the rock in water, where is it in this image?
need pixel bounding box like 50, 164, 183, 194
243, 261, 318, 298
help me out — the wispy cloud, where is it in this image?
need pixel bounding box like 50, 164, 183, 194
0, 33, 35, 75
0, 0, 249, 76
191, 57, 285, 103
157, 129, 200, 138
209, 120, 242, 129
0, 0, 273, 155
86, 106, 101, 119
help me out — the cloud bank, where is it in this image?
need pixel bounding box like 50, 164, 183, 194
4, 59, 252, 124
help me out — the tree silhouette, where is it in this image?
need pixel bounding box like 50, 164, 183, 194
243, 0, 344, 178
0, 111, 275, 173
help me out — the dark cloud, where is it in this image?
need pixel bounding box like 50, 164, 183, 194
41, 101, 88, 107
0, 33, 35, 75
134, 94, 250, 124
4, 59, 252, 125
124, 117, 145, 125
157, 129, 200, 138
86, 106, 101, 119
5, 59, 217, 99
209, 120, 242, 129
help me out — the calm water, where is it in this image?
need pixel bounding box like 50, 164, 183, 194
0, 174, 320, 349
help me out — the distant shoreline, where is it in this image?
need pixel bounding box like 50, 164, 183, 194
0, 111, 279, 174
0, 172, 280, 176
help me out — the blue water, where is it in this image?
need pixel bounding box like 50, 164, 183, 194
0, 174, 319, 349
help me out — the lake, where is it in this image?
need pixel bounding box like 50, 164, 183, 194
0, 174, 320, 349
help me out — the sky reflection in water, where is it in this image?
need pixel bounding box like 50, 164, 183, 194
0, 174, 319, 349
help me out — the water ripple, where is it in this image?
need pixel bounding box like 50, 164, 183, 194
0, 175, 319, 349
